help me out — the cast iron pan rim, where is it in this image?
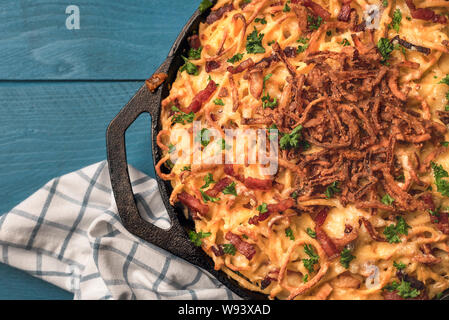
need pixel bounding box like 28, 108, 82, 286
106, 3, 449, 301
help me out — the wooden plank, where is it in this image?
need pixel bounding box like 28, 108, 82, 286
0, 0, 199, 80
0, 81, 155, 215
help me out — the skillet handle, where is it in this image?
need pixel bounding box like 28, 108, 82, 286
106, 68, 214, 271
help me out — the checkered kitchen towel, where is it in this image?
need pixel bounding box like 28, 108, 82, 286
0, 161, 239, 300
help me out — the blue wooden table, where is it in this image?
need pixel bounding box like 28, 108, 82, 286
0, 0, 199, 299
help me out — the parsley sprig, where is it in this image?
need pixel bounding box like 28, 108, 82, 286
222, 243, 236, 255
171, 106, 194, 125
383, 216, 411, 244
384, 280, 420, 299
302, 244, 319, 273
377, 38, 394, 63
431, 162, 449, 197
280, 125, 304, 150
201, 173, 215, 189
246, 27, 266, 54
340, 248, 355, 269
223, 182, 237, 196
390, 9, 402, 32
285, 227, 295, 241
325, 181, 341, 199
189, 230, 211, 246
227, 53, 244, 64
180, 56, 199, 75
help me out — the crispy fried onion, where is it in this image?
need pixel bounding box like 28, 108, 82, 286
269, 38, 446, 212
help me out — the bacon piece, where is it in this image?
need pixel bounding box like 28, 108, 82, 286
301, 0, 331, 21
225, 232, 256, 260
313, 207, 329, 227
205, 177, 233, 197
435, 213, 449, 235
244, 177, 273, 190
177, 192, 209, 216
211, 245, 225, 257
315, 226, 340, 258
360, 217, 387, 242
260, 276, 273, 290
405, 0, 447, 24
206, 4, 234, 25
185, 80, 217, 113
249, 198, 295, 225
337, 2, 352, 22
224, 164, 244, 181
227, 58, 255, 74
283, 46, 298, 58
187, 34, 201, 49
145, 73, 167, 92
206, 60, 220, 73
311, 207, 339, 258
267, 198, 295, 213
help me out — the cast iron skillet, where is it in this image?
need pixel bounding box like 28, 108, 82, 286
106, 4, 267, 300
106, 4, 449, 301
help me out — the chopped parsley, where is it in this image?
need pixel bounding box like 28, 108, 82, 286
384, 280, 420, 299
393, 261, 406, 270
297, 37, 309, 53
181, 165, 191, 172
307, 15, 323, 31
218, 138, 231, 150
441, 141, 449, 147
340, 248, 355, 269
340, 38, 351, 47
303, 274, 309, 283
283, 1, 291, 12
382, 0, 388, 7
325, 181, 341, 199
196, 128, 211, 147
198, 0, 213, 13
180, 56, 199, 75
262, 73, 278, 109
227, 53, 244, 64
188, 47, 202, 60
213, 98, 224, 106
302, 244, 319, 273
222, 243, 236, 255
291, 191, 298, 199
390, 9, 402, 33
246, 27, 266, 54
381, 193, 395, 205
200, 190, 220, 203
377, 37, 394, 63
439, 75, 449, 85
255, 17, 267, 24
306, 228, 317, 239
268, 40, 275, 46
262, 92, 278, 109
383, 216, 411, 244
189, 230, 211, 246
280, 125, 304, 150
431, 162, 449, 197
171, 106, 194, 125
223, 182, 238, 196
285, 227, 295, 240
201, 173, 215, 189
168, 143, 176, 154
257, 203, 268, 214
